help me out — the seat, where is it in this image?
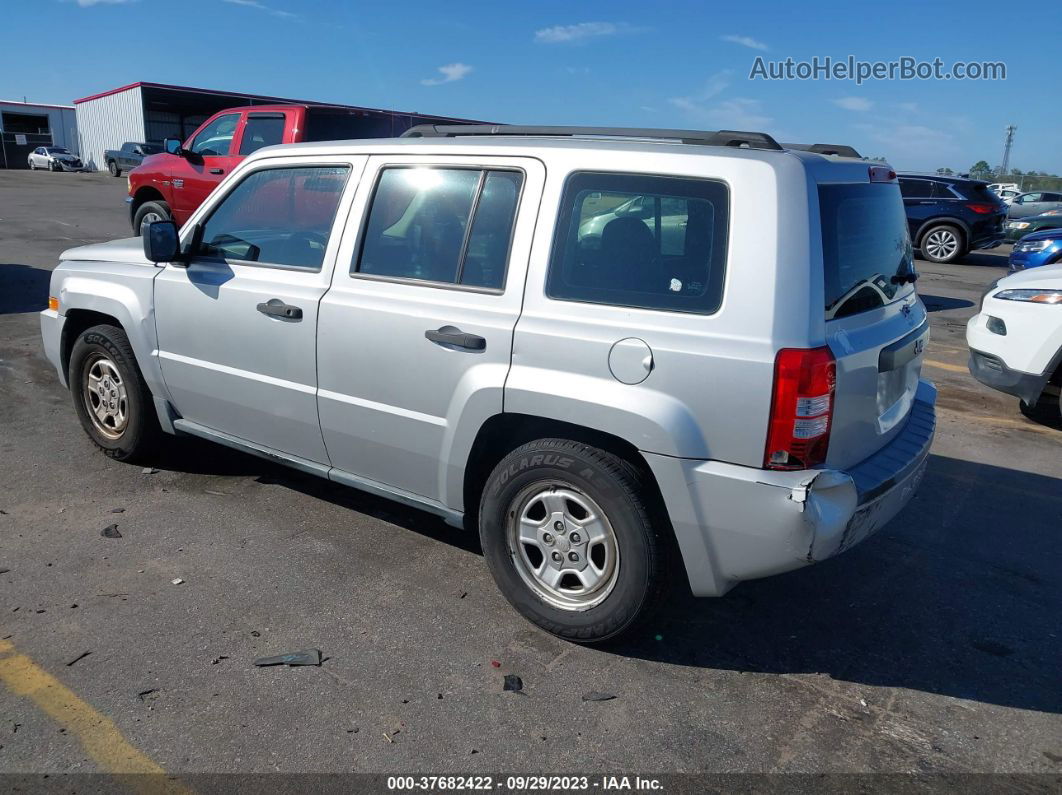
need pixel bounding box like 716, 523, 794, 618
599, 216, 659, 292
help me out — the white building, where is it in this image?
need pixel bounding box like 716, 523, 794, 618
0, 100, 78, 169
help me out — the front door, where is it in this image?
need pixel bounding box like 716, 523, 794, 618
154, 156, 364, 463
317, 156, 544, 506
168, 111, 245, 225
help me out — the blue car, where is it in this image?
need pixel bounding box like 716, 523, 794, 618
1009, 228, 1062, 273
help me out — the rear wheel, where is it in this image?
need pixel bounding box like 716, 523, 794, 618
479, 438, 668, 643
133, 200, 171, 236
920, 224, 965, 263
108, 160, 121, 177
69, 324, 162, 462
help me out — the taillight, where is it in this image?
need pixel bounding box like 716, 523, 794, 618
966, 203, 998, 214
764, 347, 836, 470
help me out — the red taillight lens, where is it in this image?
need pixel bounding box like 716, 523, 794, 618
764, 347, 836, 470
966, 203, 998, 214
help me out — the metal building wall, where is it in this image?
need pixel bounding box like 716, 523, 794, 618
74, 86, 145, 171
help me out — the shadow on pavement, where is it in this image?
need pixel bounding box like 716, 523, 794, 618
957, 251, 1010, 268
611, 453, 1062, 714
920, 294, 975, 312
0, 263, 51, 314
148, 437, 1061, 713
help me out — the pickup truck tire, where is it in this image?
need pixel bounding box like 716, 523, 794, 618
108, 160, 121, 177
479, 438, 667, 643
69, 324, 161, 462
133, 200, 171, 236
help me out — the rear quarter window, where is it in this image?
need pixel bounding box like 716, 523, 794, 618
546, 172, 729, 314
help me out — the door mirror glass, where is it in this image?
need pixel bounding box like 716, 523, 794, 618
143, 220, 182, 263
164, 137, 183, 156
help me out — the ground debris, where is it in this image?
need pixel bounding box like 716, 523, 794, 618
171, 578, 184, 585
66, 651, 91, 667
503, 674, 524, 693
100, 524, 122, 538
211, 655, 229, 665
254, 649, 322, 667
581, 691, 616, 702
110, 508, 125, 514
137, 688, 160, 702
142, 467, 159, 475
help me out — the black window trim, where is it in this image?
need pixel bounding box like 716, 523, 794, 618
187, 161, 353, 274
544, 169, 732, 316
350, 163, 526, 295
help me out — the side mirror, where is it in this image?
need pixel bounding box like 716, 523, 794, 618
164, 137, 184, 156
143, 220, 183, 265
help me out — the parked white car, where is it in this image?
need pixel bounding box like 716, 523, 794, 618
968, 264, 1062, 421
27, 147, 85, 172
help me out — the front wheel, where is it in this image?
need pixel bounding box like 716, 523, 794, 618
920, 224, 965, 263
132, 200, 171, 236
68, 324, 162, 462
479, 439, 668, 643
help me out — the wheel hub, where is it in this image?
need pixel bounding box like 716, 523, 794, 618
83, 355, 129, 439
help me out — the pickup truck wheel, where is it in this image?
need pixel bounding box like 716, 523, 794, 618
108, 160, 121, 177
133, 200, 171, 236
479, 438, 667, 643
69, 324, 161, 462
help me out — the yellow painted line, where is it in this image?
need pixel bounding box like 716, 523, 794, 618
0, 639, 187, 793
923, 359, 969, 374
937, 407, 1060, 437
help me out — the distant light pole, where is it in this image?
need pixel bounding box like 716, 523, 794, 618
999, 125, 1017, 179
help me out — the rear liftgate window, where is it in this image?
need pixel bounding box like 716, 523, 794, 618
546, 172, 729, 314
820, 182, 915, 319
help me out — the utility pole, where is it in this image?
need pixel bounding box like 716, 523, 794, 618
999, 125, 1017, 178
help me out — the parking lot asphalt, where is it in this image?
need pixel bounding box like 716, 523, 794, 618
1, 170, 1060, 776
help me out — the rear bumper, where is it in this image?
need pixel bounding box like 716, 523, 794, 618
968, 348, 1050, 406
970, 233, 1005, 251
647, 380, 936, 597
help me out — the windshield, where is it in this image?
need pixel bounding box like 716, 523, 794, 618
46, 148, 70, 154
820, 182, 915, 319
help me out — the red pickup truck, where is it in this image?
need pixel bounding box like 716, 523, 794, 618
127, 103, 478, 234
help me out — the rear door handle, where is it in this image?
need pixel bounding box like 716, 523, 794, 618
209, 168, 224, 175
257, 299, 303, 320
425, 326, 486, 351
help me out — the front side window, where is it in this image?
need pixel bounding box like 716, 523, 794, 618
240, 115, 286, 155
196, 165, 350, 270
546, 172, 729, 314
355, 167, 523, 290
190, 113, 240, 156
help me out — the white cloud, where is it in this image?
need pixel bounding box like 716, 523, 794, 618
72, 0, 135, 5
720, 34, 768, 51
222, 0, 296, 19
833, 96, 873, 112
668, 71, 736, 117
534, 22, 641, 44
421, 63, 473, 86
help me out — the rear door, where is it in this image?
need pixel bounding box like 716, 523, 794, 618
316, 155, 544, 505
819, 179, 927, 469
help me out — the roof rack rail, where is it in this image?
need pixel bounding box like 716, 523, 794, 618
401, 124, 785, 151
783, 142, 863, 158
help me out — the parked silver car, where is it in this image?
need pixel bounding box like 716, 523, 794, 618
40, 126, 935, 642
1007, 191, 1062, 219
28, 146, 84, 172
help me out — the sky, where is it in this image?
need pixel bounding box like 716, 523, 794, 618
1, 0, 1058, 174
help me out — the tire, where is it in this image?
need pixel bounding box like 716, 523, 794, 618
50, 160, 61, 172
28, 159, 35, 170
133, 200, 171, 237
479, 438, 669, 643
1019, 391, 1061, 427
108, 160, 121, 177
920, 224, 965, 263
68, 324, 162, 462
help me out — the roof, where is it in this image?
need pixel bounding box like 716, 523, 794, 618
71, 81, 479, 122
0, 99, 75, 110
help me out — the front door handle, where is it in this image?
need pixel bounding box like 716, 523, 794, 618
425, 326, 486, 351
209, 168, 224, 175
257, 299, 302, 320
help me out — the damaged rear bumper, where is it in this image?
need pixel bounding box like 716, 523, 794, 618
646, 380, 936, 597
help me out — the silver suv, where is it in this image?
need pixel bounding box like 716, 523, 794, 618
40, 126, 935, 642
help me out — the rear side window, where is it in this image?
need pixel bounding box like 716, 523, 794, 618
546, 172, 729, 314
355, 167, 523, 290
240, 115, 286, 155
899, 179, 930, 198
820, 183, 915, 319
197, 165, 350, 270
